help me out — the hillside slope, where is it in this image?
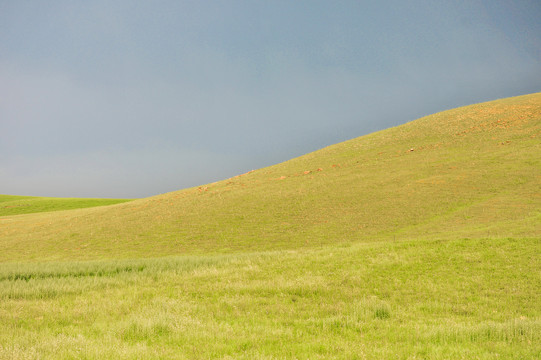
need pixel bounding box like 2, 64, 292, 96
1, 93, 539, 261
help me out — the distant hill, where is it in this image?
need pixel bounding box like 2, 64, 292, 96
1, 92, 539, 262
0, 195, 132, 216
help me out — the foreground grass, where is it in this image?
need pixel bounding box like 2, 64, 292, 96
1, 237, 539, 359
0, 195, 133, 216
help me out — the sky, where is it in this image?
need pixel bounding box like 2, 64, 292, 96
1, 0, 540, 198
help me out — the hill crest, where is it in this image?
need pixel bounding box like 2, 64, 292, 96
1, 92, 540, 261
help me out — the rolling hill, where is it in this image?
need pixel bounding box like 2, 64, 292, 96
1, 93, 540, 359
1, 92, 540, 262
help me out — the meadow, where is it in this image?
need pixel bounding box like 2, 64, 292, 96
0, 93, 539, 359
0, 195, 132, 217
1, 238, 539, 359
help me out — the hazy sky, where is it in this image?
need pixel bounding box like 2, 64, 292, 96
1, 1, 540, 198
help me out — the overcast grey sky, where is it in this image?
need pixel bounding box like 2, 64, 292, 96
1, 1, 540, 198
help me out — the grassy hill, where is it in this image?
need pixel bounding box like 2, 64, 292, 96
0, 195, 132, 217
1, 92, 539, 262
0, 93, 539, 359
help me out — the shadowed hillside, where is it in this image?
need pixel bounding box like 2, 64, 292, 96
1, 93, 539, 261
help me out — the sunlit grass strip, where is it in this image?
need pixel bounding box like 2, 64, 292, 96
0, 238, 539, 359
0, 195, 133, 216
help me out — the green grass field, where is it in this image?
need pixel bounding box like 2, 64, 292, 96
0, 93, 539, 359
1, 238, 539, 359
0, 195, 132, 216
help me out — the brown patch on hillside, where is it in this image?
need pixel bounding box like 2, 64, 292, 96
455, 104, 539, 136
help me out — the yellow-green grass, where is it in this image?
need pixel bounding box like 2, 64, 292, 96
0, 195, 133, 217
1, 93, 539, 262
1, 93, 540, 359
1, 238, 539, 359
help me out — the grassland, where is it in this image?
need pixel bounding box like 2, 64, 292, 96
0, 195, 132, 216
1, 238, 539, 359
1, 93, 539, 261
0, 93, 540, 359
